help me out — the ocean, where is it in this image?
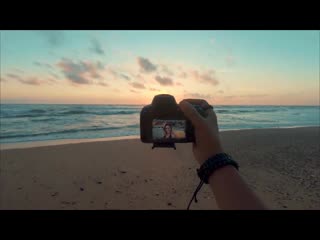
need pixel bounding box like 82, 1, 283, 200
0, 104, 319, 144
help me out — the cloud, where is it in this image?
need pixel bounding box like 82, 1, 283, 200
129, 82, 145, 89
34, 61, 53, 69
176, 82, 183, 86
149, 88, 160, 91
6, 73, 21, 80
155, 76, 174, 86
191, 70, 219, 85
108, 69, 119, 79
35, 62, 58, 82
119, 73, 130, 80
130, 89, 139, 93
241, 94, 268, 98
218, 90, 224, 94
179, 72, 188, 78
47, 78, 57, 83
224, 94, 268, 99
38, 31, 64, 47
6, 73, 50, 85
161, 65, 174, 76
184, 92, 213, 99
18, 77, 42, 85
49, 72, 60, 79
0, 77, 6, 82
97, 82, 109, 87
137, 57, 157, 73
90, 38, 105, 55
57, 58, 105, 84
135, 74, 144, 81
108, 69, 131, 80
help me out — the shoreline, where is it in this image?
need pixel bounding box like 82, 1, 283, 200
1, 103, 319, 106
0, 135, 140, 150
1, 125, 319, 150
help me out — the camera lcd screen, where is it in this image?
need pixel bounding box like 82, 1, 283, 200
152, 119, 186, 140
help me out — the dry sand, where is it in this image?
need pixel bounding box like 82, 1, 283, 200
0, 127, 319, 210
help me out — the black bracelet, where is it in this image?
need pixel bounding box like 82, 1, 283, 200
198, 153, 239, 183
187, 153, 239, 210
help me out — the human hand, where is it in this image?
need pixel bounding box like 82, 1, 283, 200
179, 100, 223, 165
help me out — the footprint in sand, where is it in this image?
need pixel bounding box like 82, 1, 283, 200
51, 192, 59, 197
94, 179, 102, 184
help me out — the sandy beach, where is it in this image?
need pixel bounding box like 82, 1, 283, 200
1, 127, 319, 210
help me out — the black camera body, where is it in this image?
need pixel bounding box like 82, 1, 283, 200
140, 94, 207, 146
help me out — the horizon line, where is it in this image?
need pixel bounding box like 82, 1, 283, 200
0, 102, 319, 107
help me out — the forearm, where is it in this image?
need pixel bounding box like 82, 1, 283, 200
208, 165, 267, 210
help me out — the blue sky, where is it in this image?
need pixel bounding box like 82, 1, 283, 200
1, 30, 319, 105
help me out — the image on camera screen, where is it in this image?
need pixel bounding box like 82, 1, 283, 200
152, 119, 186, 140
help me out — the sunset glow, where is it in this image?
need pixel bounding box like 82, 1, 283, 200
1, 30, 319, 105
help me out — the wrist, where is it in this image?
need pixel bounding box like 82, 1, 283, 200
188, 153, 239, 210
208, 165, 238, 185
198, 146, 224, 165
197, 153, 239, 184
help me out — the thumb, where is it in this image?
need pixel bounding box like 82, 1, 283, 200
179, 100, 204, 128
206, 108, 217, 121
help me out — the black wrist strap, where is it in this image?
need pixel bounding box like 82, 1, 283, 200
187, 153, 239, 210
187, 180, 204, 210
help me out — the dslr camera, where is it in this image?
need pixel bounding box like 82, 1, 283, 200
140, 94, 209, 149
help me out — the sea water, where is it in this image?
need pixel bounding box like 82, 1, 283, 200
0, 104, 319, 143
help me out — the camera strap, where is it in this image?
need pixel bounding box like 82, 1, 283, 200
187, 179, 204, 210
186, 153, 239, 210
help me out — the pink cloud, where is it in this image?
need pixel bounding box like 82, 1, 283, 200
57, 58, 105, 84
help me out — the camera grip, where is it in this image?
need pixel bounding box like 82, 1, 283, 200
183, 99, 212, 118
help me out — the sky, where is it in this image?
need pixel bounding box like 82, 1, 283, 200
0, 30, 319, 105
